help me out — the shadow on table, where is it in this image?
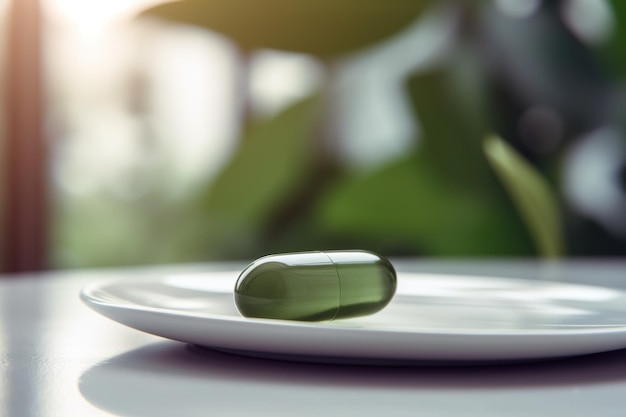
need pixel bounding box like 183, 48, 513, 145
80, 341, 626, 417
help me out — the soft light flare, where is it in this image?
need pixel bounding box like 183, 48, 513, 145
45, 0, 163, 36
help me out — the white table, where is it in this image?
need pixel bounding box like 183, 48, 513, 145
1, 259, 626, 417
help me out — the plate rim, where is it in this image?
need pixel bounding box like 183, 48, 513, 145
81, 272, 626, 338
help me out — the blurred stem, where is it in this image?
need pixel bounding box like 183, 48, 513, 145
483, 135, 565, 258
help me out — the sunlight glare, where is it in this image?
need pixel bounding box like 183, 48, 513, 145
46, 0, 164, 36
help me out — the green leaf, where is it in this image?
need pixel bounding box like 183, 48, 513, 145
483, 135, 564, 258
140, 0, 430, 57
315, 154, 535, 256
190, 95, 322, 258
406, 56, 494, 187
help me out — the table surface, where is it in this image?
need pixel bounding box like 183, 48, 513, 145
1, 259, 626, 417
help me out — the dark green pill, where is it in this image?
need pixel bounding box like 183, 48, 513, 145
234, 250, 397, 321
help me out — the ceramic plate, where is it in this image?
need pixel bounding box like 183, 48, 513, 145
81, 272, 626, 365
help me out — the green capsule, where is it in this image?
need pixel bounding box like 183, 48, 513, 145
234, 250, 397, 321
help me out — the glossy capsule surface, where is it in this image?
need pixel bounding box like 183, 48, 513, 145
234, 250, 396, 321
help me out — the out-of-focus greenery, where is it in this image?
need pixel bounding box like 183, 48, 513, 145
59, 0, 626, 267
132, 0, 626, 261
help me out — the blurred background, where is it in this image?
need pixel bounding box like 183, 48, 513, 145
0, 0, 625, 272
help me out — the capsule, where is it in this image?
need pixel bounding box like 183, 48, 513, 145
234, 250, 396, 321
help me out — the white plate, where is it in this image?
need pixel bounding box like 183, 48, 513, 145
81, 272, 626, 365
